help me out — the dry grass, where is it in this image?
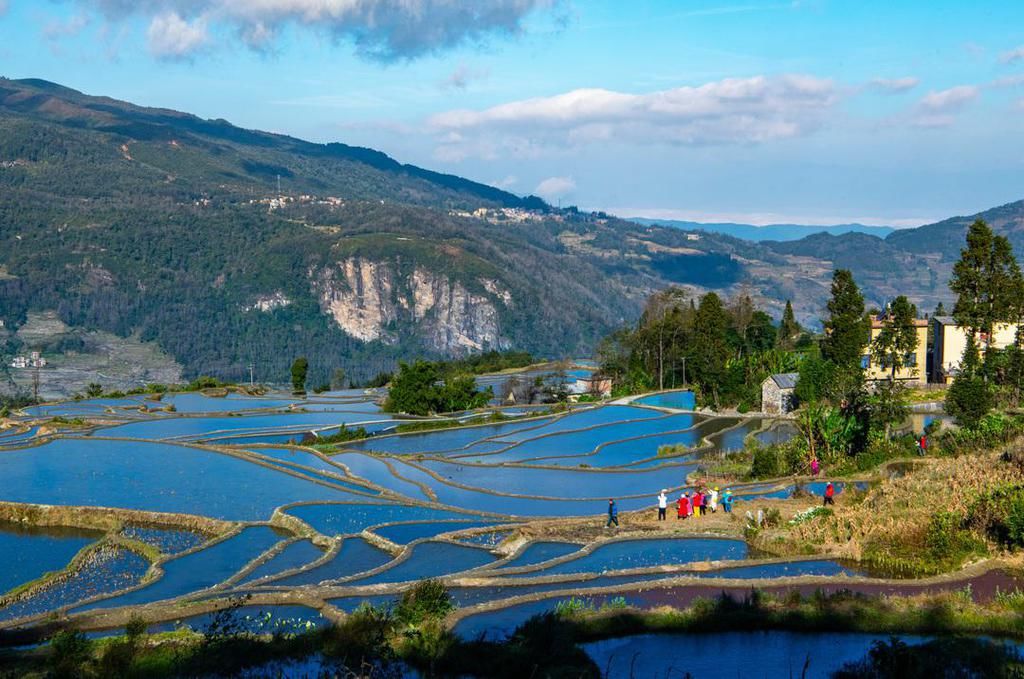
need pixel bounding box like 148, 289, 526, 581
753, 448, 1024, 564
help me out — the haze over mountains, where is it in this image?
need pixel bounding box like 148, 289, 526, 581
1, 77, 1023, 389
630, 219, 896, 242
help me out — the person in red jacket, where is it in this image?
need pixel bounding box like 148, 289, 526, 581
823, 482, 835, 506
692, 490, 703, 517
677, 493, 690, 519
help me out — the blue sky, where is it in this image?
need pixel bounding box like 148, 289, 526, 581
2, 0, 1024, 226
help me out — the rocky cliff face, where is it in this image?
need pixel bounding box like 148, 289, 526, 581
309, 257, 512, 354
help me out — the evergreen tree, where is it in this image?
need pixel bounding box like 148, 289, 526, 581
871, 296, 919, 380
290, 357, 308, 396
821, 269, 869, 372
934, 301, 947, 317
950, 219, 1023, 367
869, 379, 910, 439
777, 300, 801, 350
330, 368, 346, 390
692, 292, 731, 407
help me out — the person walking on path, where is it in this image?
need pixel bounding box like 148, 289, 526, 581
657, 490, 668, 521
721, 489, 733, 513
918, 434, 928, 456
702, 492, 710, 516
709, 487, 719, 513
692, 489, 703, 517
810, 457, 820, 476
606, 498, 619, 528
823, 482, 835, 506
677, 493, 689, 519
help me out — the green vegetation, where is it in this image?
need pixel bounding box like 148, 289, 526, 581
312, 425, 369, 445
835, 637, 1024, 678
436, 351, 535, 377
821, 268, 870, 373
871, 295, 918, 381
383, 360, 492, 416
598, 287, 800, 409
290, 357, 308, 396
944, 219, 1024, 425
389, 409, 544, 434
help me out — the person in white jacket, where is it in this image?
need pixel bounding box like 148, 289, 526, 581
709, 487, 719, 513
657, 490, 668, 521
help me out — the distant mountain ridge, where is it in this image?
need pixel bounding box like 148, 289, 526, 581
630, 218, 895, 242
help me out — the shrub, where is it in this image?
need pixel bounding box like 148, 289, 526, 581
48, 630, 93, 679
393, 579, 454, 626
924, 511, 985, 564
968, 484, 1024, 548
750, 446, 781, 478
762, 507, 782, 528
946, 375, 994, 429
323, 602, 395, 664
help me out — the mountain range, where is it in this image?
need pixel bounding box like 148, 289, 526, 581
629, 219, 896, 242
1, 77, 1023, 389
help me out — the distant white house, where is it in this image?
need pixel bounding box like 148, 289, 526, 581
932, 316, 1021, 383
762, 372, 799, 414
10, 352, 46, 369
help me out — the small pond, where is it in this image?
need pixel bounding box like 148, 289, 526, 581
584, 632, 939, 678
284, 503, 481, 536
0, 522, 98, 596
631, 391, 696, 410
371, 521, 502, 545
521, 538, 748, 576
74, 526, 283, 612
0, 547, 150, 623
0, 439, 358, 520
271, 538, 393, 586
236, 540, 326, 585
347, 541, 497, 586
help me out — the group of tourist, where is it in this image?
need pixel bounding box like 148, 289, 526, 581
659, 487, 734, 520
604, 455, 849, 528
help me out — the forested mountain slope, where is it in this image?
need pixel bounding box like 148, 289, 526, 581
0, 77, 1020, 387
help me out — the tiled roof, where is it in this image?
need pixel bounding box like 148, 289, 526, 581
769, 372, 800, 390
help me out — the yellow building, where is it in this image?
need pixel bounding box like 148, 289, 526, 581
931, 316, 1021, 383
862, 315, 929, 383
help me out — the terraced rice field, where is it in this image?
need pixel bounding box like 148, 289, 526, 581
1, 381, 967, 643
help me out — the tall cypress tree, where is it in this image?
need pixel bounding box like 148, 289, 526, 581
777, 300, 801, 350
871, 296, 919, 380
821, 269, 868, 372
692, 292, 730, 407
950, 219, 1023, 366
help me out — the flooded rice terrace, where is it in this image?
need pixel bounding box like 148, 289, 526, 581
0, 372, 992, 659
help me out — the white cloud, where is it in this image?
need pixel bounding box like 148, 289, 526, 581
429, 74, 838, 159
909, 85, 979, 128
146, 11, 208, 59
43, 13, 90, 40
67, 0, 558, 61
869, 77, 919, 93
492, 175, 518, 189
991, 74, 1024, 89
918, 85, 979, 111
1000, 46, 1024, 64
534, 176, 576, 199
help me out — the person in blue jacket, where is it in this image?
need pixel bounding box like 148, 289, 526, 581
606, 498, 619, 528
721, 489, 734, 513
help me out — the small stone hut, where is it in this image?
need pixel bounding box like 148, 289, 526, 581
761, 372, 799, 414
